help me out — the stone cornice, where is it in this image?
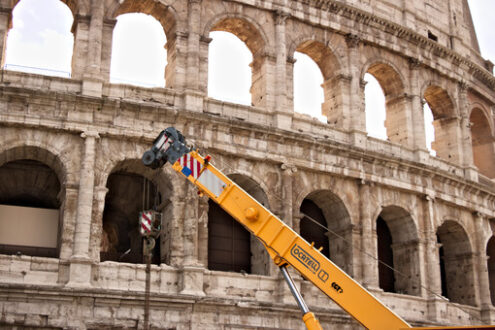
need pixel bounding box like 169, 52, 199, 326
270, 0, 495, 90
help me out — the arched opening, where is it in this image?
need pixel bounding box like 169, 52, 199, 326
208, 17, 265, 107
109, 0, 176, 88
102, 167, 164, 265
299, 190, 352, 274
294, 40, 341, 124
293, 51, 325, 122
470, 107, 495, 178
208, 174, 270, 275
377, 216, 395, 292
4, 0, 73, 77
424, 85, 458, 162
486, 236, 495, 305
300, 199, 329, 258
0, 158, 62, 258
436, 220, 476, 306
364, 73, 387, 139
376, 206, 420, 295
365, 63, 407, 144
424, 102, 436, 156
208, 31, 252, 105
110, 13, 167, 87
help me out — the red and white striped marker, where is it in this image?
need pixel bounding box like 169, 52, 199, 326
139, 211, 152, 236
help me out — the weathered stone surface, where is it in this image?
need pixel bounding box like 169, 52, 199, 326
0, 0, 494, 329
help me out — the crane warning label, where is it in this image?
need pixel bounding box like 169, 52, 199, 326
290, 244, 320, 275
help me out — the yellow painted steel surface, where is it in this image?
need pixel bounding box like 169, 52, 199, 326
173, 151, 411, 330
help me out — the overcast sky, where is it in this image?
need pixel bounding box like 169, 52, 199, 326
3, 0, 494, 146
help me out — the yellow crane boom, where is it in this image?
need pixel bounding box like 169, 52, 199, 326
142, 127, 492, 330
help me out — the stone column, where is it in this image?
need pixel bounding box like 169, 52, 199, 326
176, 183, 205, 296
90, 186, 109, 261
473, 212, 494, 322
346, 34, 367, 147
280, 163, 296, 227
58, 184, 80, 261
67, 131, 99, 288
0, 7, 12, 68
252, 52, 276, 111
81, 1, 105, 96
167, 31, 188, 91
183, 0, 205, 112
197, 197, 209, 267
458, 81, 478, 181
359, 181, 379, 288
100, 18, 117, 83
385, 93, 415, 147
273, 10, 291, 129
408, 58, 430, 162
423, 195, 443, 322
71, 14, 90, 79
198, 35, 212, 94
431, 115, 463, 163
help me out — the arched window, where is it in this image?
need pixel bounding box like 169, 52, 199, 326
377, 216, 395, 292
470, 107, 495, 178
376, 206, 420, 296
300, 199, 329, 258
0, 159, 61, 258
436, 220, 476, 306
423, 85, 459, 162
364, 73, 387, 139
299, 190, 352, 274
208, 174, 270, 275
208, 31, 252, 105
293, 40, 341, 125
208, 18, 266, 107
110, 13, 166, 87
293, 51, 325, 122
4, 0, 73, 77
102, 171, 161, 264
364, 63, 406, 145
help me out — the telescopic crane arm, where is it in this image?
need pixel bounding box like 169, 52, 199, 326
142, 127, 492, 330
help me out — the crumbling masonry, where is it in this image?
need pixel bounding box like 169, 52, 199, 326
0, 0, 495, 329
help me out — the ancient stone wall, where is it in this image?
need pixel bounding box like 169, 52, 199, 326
0, 0, 495, 329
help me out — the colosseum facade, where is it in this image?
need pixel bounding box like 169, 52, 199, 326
0, 0, 494, 329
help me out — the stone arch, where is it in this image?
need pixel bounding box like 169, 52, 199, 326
205, 14, 270, 108
100, 158, 173, 265
0, 144, 67, 186
106, 0, 178, 88
436, 219, 476, 306
0, 145, 65, 258
207, 173, 271, 276
422, 83, 460, 162
106, 0, 177, 38
362, 60, 409, 145
291, 38, 343, 121
298, 189, 353, 274
375, 205, 421, 296
204, 14, 269, 56
423, 84, 456, 119
469, 106, 495, 178
362, 60, 406, 98
5, 0, 74, 75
